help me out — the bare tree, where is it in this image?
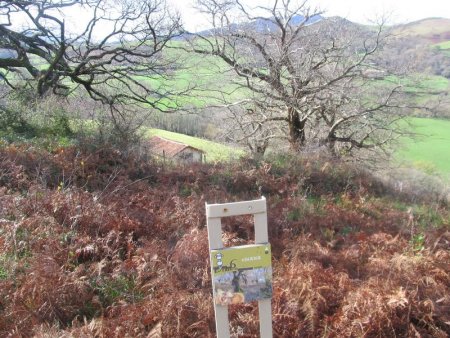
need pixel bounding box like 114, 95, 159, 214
188, 0, 413, 159
220, 101, 284, 157
0, 0, 191, 140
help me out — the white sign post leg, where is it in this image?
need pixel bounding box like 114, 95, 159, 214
254, 211, 272, 338
206, 216, 231, 338
206, 197, 273, 338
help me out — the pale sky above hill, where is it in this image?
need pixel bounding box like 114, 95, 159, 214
170, 0, 450, 32
4, 0, 449, 38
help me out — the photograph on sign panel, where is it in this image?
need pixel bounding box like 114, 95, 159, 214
213, 266, 272, 305
211, 244, 272, 306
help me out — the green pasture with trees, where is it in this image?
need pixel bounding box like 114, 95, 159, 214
1, 0, 449, 177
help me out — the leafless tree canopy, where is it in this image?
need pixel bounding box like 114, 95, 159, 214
189, 0, 413, 159
0, 0, 185, 109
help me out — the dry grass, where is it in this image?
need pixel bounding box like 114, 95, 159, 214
0, 145, 448, 337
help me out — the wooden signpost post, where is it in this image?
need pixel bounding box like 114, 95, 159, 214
206, 197, 273, 338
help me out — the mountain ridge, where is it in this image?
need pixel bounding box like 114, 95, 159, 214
188, 15, 450, 42
391, 17, 450, 42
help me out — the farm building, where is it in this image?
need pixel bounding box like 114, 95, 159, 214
147, 136, 205, 163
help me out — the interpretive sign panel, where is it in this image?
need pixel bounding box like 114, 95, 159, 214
206, 197, 273, 338
211, 244, 272, 306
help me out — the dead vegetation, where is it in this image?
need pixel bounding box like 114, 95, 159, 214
0, 144, 449, 337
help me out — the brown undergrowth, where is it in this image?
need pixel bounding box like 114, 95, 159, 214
0, 145, 449, 337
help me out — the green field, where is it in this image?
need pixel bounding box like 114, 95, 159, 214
146, 117, 450, 178
128, 42, 251, 110
434, 40, 450, 50
144, 128, 245, 162
382, 74, 450, 93
433, 40, 450, 56
397, 117, 450, 180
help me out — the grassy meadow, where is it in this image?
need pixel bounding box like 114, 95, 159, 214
131, 42, 250, 110
397, 117, 450, 180
143, 115, 450, 182
434, 40, 450, 56
434, 40, 450, 50
381, 74, 450, 97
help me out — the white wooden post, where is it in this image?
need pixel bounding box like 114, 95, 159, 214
206, 197, 273, 338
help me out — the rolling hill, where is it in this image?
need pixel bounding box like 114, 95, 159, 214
392, 17, 450, 43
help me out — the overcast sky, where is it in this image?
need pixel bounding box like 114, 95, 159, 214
169, 0, 450, 32
3, 0, 449, 39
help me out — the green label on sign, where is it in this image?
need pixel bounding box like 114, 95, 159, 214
211, 244, 272, 305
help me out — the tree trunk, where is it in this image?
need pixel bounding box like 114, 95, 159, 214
288, 107, 306, 151
327, 140, 337, 157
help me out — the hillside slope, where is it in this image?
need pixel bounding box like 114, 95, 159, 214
0, 144, 448, 337
392, 18, 450, 43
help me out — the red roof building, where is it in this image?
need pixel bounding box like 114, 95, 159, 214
147, 136, 205, 163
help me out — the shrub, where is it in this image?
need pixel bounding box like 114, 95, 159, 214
0, 141, 448, 337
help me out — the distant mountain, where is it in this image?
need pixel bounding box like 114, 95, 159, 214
191, 16, 450, 42
192, 14, 322, 36
247, 14, 322, 33
391, 18, 450, 43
